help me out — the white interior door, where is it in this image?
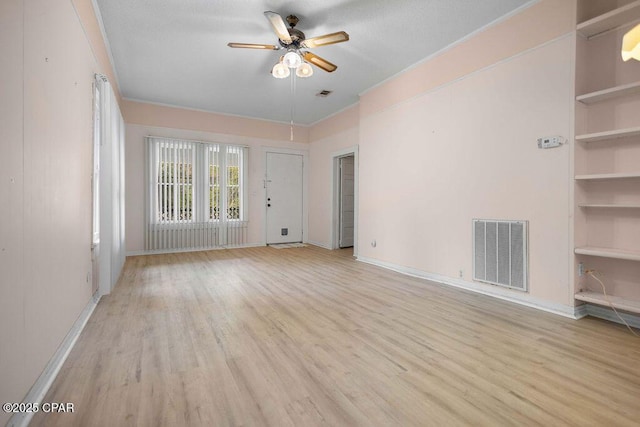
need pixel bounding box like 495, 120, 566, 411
266, 152, 303, 244
339, 155, 355, 248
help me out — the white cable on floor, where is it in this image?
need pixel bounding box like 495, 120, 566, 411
587, 270, 639, 337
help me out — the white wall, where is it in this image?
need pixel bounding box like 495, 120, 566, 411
125, 123, 308, 253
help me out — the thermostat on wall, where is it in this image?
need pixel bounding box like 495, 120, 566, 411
537, 136, 564, 149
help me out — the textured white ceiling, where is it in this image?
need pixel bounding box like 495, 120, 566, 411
96, 0, 532, 125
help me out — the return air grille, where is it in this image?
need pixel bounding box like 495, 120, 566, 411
473, 219, 528, 291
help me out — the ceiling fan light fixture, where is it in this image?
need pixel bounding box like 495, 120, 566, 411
272, 62, 290, 78
283, 50, 302, 68
229, 12, 349, 78
621, 23, 640, 61
296, 62, 314, 78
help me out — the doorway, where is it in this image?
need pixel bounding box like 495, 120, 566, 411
338, 155, 355, 248
332, 146, 358, 255
265, 151, 304, 244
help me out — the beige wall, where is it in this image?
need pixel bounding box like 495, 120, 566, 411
358, 35, 575, 306
123, 99, 310, 143
0, 0, 116, 423
308, 106, 360, 247
125, 116, 309, 253
70, 0, 121, 103
359, 0, 575, 118
308, 0, 579, 310
0, 1, 26, 421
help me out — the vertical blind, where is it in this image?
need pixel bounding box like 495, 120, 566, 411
145, 137, 248, 251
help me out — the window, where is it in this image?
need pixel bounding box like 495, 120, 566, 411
225, 145, 243, 220
155, 141, 195, 222
145, 137, 248, 250
204, 144, 245, 221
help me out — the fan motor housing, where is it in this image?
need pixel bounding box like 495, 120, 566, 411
281, 15, 305, 48
279, 28, 305, 48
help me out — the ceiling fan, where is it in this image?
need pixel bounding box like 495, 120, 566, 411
227, 11, 349, 76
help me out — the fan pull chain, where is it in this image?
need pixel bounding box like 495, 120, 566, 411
290, 72, 296, 141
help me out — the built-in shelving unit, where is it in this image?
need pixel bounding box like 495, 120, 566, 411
577, 0, 640, 38
574, 1, 640, 318
576, 81, 640, 104
575, 126, 640, 143
575, 291, 640, 314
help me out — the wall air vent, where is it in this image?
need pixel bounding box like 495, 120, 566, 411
473, 219, 528, 291
316, 90, 333, 97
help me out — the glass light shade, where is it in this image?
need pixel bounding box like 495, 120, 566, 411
296, 62, 314, 78
283, 51, 302, 68
272, 62, 290, 79
621, 23, 640, 62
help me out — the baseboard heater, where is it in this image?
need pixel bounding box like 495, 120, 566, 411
473, 219, 528, 292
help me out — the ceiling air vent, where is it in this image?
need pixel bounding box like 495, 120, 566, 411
316, 90, 333, 97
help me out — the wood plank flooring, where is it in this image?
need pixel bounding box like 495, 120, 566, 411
32, 246, 640, 426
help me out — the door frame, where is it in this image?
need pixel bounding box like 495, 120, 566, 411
331, 146, 359, 255
262, 147, 309, 246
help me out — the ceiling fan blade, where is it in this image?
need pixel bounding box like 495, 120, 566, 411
302, 52, 338, 73
302, 31, 349, 48
227, 42, 279, 50
264, 11, 292, 45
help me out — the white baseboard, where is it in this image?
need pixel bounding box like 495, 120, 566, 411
574, 303, 589, 320
307, 240, 333, 250
357, 256, 582, 319
583, 304, 640, 329
7, 292, 100, 427
126, 242, 265, 257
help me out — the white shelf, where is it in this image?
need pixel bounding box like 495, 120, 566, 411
579, 204, 640, 209
575, 126, 640, 143
575, 172, 640, 181
575, 291, 640, 314
577, 0, 640, 38
576, 81, 640, 104
575, 246, 640, 262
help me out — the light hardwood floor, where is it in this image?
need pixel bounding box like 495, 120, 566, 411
32, 246, 640, 426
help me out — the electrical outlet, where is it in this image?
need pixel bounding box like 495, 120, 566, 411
371, 240, 376, 248
459, 269, 464, 278
578, 262, 585, 277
